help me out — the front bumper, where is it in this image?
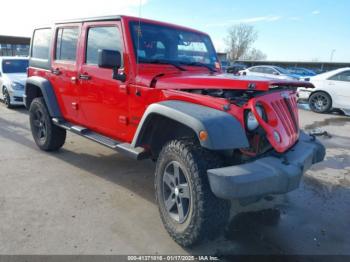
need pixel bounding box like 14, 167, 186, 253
297, 88, 312, 101
207, 132, 325, 200
8, 89, 25, 105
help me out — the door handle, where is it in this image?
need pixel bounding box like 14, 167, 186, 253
51, 68, 61, 75
79, 74, 91, 80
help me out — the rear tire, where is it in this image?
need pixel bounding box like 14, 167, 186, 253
309, 92, 332, 113
155, 140, 230, 247
2, 87, 13, 109
29, 97, 66, 151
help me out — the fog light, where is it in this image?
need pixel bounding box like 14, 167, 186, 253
273, 130, 281, 143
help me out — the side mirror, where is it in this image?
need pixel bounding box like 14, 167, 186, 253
273, 71, 279, 75
98, 49, 126, 82
98, 49, 121, 69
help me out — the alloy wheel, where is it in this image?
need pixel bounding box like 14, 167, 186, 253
32, 109, 47, 141
310, 93, 329, 112
162, 161, 191, 224
3, 89, 10, 106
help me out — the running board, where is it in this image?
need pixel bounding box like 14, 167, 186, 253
52, 118, 149, 160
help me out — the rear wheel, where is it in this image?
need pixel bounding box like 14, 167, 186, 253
29, 97, 66, 151
155, 140, 230, 247
309, 92, 332, 113
2, 87, 12, 109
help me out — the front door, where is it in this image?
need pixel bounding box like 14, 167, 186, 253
327, 70, 350, 109
78, 22, 129, 141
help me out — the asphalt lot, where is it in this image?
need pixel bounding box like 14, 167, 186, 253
0, 103, 349, 255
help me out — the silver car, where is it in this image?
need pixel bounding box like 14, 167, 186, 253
0, 57, 28, 108
239, 65, 300, 81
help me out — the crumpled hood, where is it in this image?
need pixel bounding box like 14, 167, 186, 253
137, 72, 314, 91
4, 73, 27, 85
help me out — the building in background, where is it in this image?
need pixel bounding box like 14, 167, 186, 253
0, 35, 30, 56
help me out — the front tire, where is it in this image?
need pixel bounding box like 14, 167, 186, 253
2, 87, 13, 109
155, 140, 230, 247
309, 92, 332, 113
29, 97, 66, 151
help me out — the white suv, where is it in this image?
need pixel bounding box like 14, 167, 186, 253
0, 57, 28, 108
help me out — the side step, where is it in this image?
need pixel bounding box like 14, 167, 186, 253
52, 118, 149, 160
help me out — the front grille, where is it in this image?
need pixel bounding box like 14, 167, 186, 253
14, 96, 23, 102
271, 96, 299, 141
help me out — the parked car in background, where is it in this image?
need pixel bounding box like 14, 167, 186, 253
287, 67, 316, 78
220, 61, 230, 72
0, 57, 28, 108
239, 65, 300, 80
298, 67, 350, 113
226, 63, 247, 75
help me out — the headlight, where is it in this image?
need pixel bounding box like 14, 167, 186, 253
246, 106, 263, 131
11, 82, 24, 90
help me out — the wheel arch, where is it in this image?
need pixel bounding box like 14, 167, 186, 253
309, 90, 333, 105
25, 76, 62, 117
131, 101, 249, 157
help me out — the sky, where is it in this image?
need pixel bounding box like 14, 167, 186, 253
1, 0, 349, 62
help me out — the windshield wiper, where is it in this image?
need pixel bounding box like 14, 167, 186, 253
180, 61, 217, 73
139, 59, 187, 71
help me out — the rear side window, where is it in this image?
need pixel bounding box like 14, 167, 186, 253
55, 28, 79, 61
250, 67, 262, 73
329, 71, 350, 82
32, 28, 52, 60
86, 26, 122, 65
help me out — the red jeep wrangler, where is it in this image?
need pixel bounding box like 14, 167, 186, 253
25, 15, 325, 246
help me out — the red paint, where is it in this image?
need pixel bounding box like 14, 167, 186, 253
28, 15, 315, 153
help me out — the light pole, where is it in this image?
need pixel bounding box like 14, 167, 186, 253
330, 49, 336, 62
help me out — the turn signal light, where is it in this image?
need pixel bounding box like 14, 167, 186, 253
199, 131, 208, 141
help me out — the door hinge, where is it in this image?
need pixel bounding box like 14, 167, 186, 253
119, 115, 129, 125
119, 85, 129, 94
72, 102, 79, 110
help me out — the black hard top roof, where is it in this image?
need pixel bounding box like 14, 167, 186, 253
55, 15, 122, 24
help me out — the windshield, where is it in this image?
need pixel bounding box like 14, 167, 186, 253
129, 22, 218, 67
2, 59, 28, 73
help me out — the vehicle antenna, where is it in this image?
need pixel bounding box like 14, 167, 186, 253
136, 0, 142, 79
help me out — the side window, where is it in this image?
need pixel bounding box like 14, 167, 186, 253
250, 67, 261, 73
263, 67, 275, 74
329, 71, 350, 82
86, 26, 122, 65
55, 28, 79, 61
32, 28, 52, 60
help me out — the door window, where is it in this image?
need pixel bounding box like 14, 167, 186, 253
55, 28, 79, 61
86, 26, 122, 65
250, 67, 263, 73
329, 71, 350, 82
262, 67, 275, 74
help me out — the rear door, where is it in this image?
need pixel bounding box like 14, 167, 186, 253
248, 66, 265, 77
78, 21, 129, 141
262, 67, 277, 78
50, 24, 81, 123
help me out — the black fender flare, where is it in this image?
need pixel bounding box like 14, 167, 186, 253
25, 76, 62, 118
131, 100, 249, 151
